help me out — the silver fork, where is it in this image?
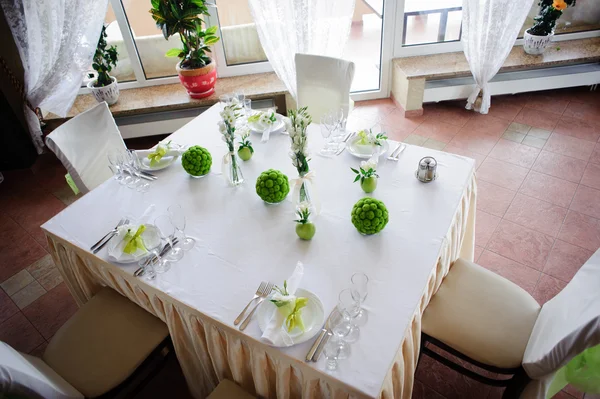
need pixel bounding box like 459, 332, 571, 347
234, 281, 268, 326
239, 281, 274, 331
90, 218, 127, 251
93, 218, 130, 254
387, 143, 406, 161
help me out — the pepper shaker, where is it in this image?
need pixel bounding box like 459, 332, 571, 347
416, 156, 437, 183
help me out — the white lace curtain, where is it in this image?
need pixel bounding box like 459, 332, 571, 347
0, 0, 109, 153
248, 0, 355, 101
462, 0, 534, 114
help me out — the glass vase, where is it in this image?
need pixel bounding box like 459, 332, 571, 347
227, 153, 244, 186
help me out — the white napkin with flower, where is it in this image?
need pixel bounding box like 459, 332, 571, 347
261, 262, 305, 347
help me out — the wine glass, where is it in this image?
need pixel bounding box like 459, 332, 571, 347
154, 215, 184, 263
125, 150, 150, 192
108, 151, 130, 185
168, 204, 195, 251
336, 288, 361, 343
351, 273, 369, 326
328, 309, 352, 360
324, 337, 343, 371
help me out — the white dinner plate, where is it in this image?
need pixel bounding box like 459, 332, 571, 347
107, 224, 161, 264
247, 113, 286, 135
138, 153, 180, 172
256, 288, 325, 347
346, 135, 389, 159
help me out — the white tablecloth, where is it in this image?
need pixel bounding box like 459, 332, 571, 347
42, 104, 476, 399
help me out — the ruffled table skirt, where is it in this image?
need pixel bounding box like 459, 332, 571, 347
45, 176, 476, 399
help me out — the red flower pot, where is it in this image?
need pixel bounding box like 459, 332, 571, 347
176, 60, 217, 99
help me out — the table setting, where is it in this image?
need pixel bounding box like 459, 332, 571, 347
42, 96, 477, 399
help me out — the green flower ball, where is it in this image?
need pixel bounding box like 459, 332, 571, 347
351, 197, 389, 235
256, 169, 290, 203
182, 146, 212, 177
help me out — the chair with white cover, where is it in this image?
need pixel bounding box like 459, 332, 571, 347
295, 53, 355, 122
420, 248, 600, 398
46, 102, 127, 194
0, 287, 170, 399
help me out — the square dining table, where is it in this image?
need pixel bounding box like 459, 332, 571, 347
42, 104, 476, 399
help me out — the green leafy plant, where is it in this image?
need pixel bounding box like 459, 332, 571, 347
238, 132, 254, 154
150, 0, 220, 69
529, 0, 576, 36
357, 129, 387, 146
351, 160, 378, 184
92, 25, 118, 87
351, 198, 389, 235
256, 169, 290, 203
182, 145, 212, 176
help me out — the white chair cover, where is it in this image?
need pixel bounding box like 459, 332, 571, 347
45, 102, 127, 194
521, 247, 600, 398
0, 342, 83, 399
295, 53, 355, 122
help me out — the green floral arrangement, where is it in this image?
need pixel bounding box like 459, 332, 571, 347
271, 281, 309, 332
256, 169, 290, 203
351, 198, 389, 235
237, 131, 254, 161
123, 225, 146, 254
182, 146, 212, 176
357, 128, 387, 146
351, 159, 379, 193
295, 202, 315, 240
147, 140, 172, 166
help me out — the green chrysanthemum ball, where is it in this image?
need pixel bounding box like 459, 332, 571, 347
256, 169, 290, 203
351, 197, 389, 235
182, 146, 212, 177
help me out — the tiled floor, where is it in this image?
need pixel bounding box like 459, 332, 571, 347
1, 86, 599, 398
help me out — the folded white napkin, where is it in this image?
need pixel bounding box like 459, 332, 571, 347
135, 148, 183, 158
261, 262, 304, 346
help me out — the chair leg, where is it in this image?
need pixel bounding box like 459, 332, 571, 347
502, 367, 531, 399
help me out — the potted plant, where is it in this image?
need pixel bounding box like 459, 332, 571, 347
150, 0, 220, 99
524, 0, 576, 55
88, 25, 119, 105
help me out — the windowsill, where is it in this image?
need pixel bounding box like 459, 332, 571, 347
394, 37, 600, 80
45, 72, 287, 122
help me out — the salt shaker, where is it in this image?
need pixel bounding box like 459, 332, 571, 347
416, 156, 437, 183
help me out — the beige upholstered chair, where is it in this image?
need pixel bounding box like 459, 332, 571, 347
421, 250, 600, 399
1, 287, 169, 399
207, 379, 255, 399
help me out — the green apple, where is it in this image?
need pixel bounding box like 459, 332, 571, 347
296, 222, 316, 240
238, 147, 253, 161
361, 176, 378, 193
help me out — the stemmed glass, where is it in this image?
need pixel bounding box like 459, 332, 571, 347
351, 273, 369, 326
168, 204, 195, 251
125, 150, 150, 192
108, 151, 129, 185
320, 113, 338, 156
154, 215, 184, 263
331, 108, 346, 143
337, 288, 361, 343
327, 309, 353, 360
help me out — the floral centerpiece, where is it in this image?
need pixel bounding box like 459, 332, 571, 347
351, 198, 389, 235
351, 159, 379, 193
237, 131, 254, 161
524, 0, 576, 54
286, 107, 320, 212
271, 281, 309, 332
294, 202, 315, 240
182, 146, 212, 177
219, 103, 244, 186
248, 110, 278, 142
256, 169, 290, 204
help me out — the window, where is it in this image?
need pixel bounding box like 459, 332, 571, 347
401, 0, 462, 46
520, 1, 600, 37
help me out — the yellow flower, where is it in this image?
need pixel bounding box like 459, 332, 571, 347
553, 0, 567, 11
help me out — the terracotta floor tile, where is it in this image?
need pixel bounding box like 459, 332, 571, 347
412, 380, 446, 399
475, 210, 501, 247
507, 122, 531, 134
380, 109, 426, 133
447, 130, 499, 156
557, 211, 600, 252
486, 102, 522, 121
554, 117, 600, 143
0, 270, 34, 296
0, 312, 44, 353
413, 119, 461, 143
544, 240, 593, 282
477, 157, 529, 191
476, 180, 516, 217
0, 288, 18, 325
0, 215, 47, 283
23, 283, 77, 340
531, 151, 587, 183
425, 104, 472, 127
544, 133, 594, 161
29, 341, 49, 357
532, 274, 567, 305
519, 171, 578, 208
525, 94, 569, 114
528, 128, 552, 140
26, 254, 55, 280
442, 146, 486, 169
502, 131, 526, 143
487, 220, 554, 271
11, 281, 46, 309
514, 107, 560, 131
37, 269, 63, 291
463, 114, 511, 137
522, 136, 547, 149
504, 194, 568, 237
352, 100, 396, 122
422, 139, 446, 151
488, 139, 540, 168
581, 162, 600, 190
403, 134, 428, 146
478, 250, 541, 294
562, 102, 600, 126
494, 93, 532, 108
570, 184, 600, 219
591, 144, 600, 165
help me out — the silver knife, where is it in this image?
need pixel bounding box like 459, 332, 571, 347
306, 308, 336, 362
